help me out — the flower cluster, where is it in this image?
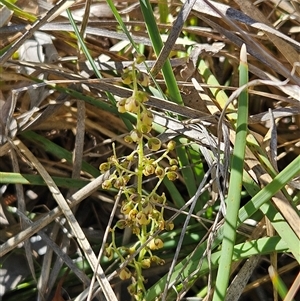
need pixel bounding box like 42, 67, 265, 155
99, 56, 178, 300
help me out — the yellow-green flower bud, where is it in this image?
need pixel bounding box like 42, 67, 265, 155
148, 137, 161, 151
141, 110, 153, 126
104, 245, 114, 261
138, 72, 150, 87
170, 165, 178, 171
140, 124, 152, 134
102, 179, 112, 190
129, 193, 141, 203
123, 174, 130, 184
151, 256, 165, 265
108, 156, 118, 164
158, 219, 165, 230
167, 140, 176, 151
124, 135, 133, 144
99, 162, 110, 173
160, 193, 166, 203
119, 267, 131, 280
116, 219, 127, 229
121, 202, 133, 215
142, 202, 153, 215
117, 98, 127, 113
150, 193, 159, 203
130, 130, 142, 142
165, 221, 174, 231
143, 164, 155, 176
122, 70, 133, 85
169, 159, 178, 166
114, 177, 125, 188
132, 225, 140, 235
141, 258, 151, 269
155, 166, 165, 178
166, 171, 178, 181
127, 282, 137, 295
135, 90, 148, 103
136, 212, 150, 225
148, 238, 164, 250
128, 208, 138, 221
125, 96, 139, 113
150, 209, 160, 219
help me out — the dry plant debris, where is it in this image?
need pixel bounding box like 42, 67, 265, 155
0, 0, 299, 301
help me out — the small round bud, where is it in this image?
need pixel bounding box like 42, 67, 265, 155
99, 162, 110, 173
119, 267, 131, 280
114, 177, 125, 188
128, 208, 138, 221
166, 171, 178, 181
136, 212, 150, 225
116, 219, 127, 229
121, 202, 133, 215
124, 135, 133, 144
165, 221, 174, 231
117, 98, 127, 113
148, 238, 164, 250
135, 90, 148, 103
155, 166, 165, 178
125, 96, 139, 113
167, 140, 176, 151
102, 179, 112, 190
122, 70, 133, 85
169, 159, 178, 166
142, 202, 153, 215
130, 130, 142, 142
141, 110, 153, 126
151, 256, 165, 265
104, 245, 114, 261
141, 258, 151, 269
143, 164, 155, 176
148, 137, 161, 151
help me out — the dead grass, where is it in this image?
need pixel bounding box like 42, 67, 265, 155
0, 0, 299, 300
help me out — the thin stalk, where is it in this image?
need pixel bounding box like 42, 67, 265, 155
66, 9, 132, 130
212, 44, 249, 301
269, 266, 289, 300
139, 0, 183, 105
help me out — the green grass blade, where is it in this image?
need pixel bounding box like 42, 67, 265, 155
269, 265, 289, 299
0, 172, 91, 189
176, 141, 197, 198
212, 44, 249, 301
139, 0, 183, 105
0, 0, 37, 22
145, 236, 288, 300
20, 131, 100, 177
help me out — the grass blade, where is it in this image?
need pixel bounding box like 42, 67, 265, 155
212, 44, 249, 301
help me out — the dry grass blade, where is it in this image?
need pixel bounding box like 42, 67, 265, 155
151, 0, 198, 76
1, 0, 299, 300
0, 0, 76, 64
11, 139, 118, 300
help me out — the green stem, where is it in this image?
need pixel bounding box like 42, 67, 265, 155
139, 0, 183, 105
212, 44, 249, 301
